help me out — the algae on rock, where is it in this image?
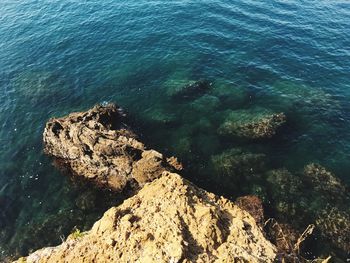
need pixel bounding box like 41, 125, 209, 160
218, 107, 286, 139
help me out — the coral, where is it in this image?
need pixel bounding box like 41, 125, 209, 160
218, 108, 286, 139
16, 173, 277, 263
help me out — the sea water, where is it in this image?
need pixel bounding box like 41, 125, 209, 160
0, 0, 349, 261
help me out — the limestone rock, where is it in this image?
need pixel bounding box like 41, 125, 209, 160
43, 103, 181, 191
16, 173, 276, 263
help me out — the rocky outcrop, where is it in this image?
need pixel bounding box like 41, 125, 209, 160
43, 104, 181, 191
218, 109, 286, 139
16, 173, 277, 263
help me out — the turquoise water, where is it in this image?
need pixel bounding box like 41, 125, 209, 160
0, 0, 350, 261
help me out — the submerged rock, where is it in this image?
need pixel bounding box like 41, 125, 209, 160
218, 108, 286, 139
17, 173, 276, 263
316, 206, 350, 252
210, 148, 266, 193
303, 163, 347, 197
43, 103, 181, 191
142, 106, 177, 125
211, 148, 266, 177
265, 169, 305, 218
190, 94, 220, 113
167, 80, 212, 100
209, 79, 249, 108
266, 165, 350, 255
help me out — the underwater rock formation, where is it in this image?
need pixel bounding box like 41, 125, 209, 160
211, 148, 266, 178
142, 106, 177, 125
167, 80, 212, 100
265, 168, 305, 218
209, 148, 266, 194
265, 165, 350, 255
218, 108, 286, 139
209, 79, 249, 109
303, 164, 350, 252
316, 206, 350, 252
43, 103, 181, 191
16, 173, 277, 263
190, 94, 220, 113
303, 163, 347, 198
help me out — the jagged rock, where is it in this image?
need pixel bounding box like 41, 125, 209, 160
218, 108, 286, 139
16, 173, 277, 263
235, 195, 264, 227
43, 103, 181, 192
168, 80, 212, 100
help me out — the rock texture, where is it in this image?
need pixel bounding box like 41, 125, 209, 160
16, 173, 276, 263
43, 104, 181, 191
218, 109, 286, 139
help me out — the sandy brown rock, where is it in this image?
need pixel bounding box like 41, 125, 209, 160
17, 173, 277, 263
43, 103, 181, 191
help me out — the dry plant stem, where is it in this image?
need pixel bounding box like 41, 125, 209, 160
293, 224, 315, 254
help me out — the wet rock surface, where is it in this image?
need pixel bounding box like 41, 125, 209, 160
43, 103, 181, 192
16, 173, 277, 263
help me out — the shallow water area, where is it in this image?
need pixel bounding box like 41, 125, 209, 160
0, 0, 350, 261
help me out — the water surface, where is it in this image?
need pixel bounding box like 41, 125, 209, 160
0, 0, 349, 261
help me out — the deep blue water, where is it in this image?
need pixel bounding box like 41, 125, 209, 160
0, 0, 350, 261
